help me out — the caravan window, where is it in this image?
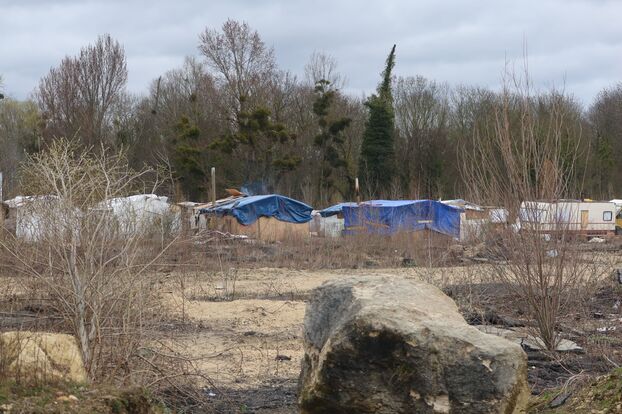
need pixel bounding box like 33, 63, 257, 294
604, 211, 613, 221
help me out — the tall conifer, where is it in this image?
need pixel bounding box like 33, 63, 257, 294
359, 45, 397, 196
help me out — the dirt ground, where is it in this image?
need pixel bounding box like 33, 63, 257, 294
2, 237, 622, 413
160, 266, 496, 412
154, 262, 607, 413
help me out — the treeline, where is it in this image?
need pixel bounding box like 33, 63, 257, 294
1, 19, 622, 207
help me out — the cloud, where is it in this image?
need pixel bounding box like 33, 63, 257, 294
1, 0, 620, 105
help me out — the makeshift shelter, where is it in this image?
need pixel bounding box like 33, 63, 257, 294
318, 202, 359, 218
310, 202, 358, 238
487, 208, 509, 224
200, 194, 313, 242
97, 194, 181, 236
177, 201, 210, 232
342, 200, 463, 239
441, 199, 489, 241
519, 200, 616, 237
2, 195, 72, 242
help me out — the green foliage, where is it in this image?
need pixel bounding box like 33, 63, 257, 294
359, 45, 397, 196
170, 116, 206, 200
0, 380, 166, 414
312, 80, 352, 203
210, 107, 300, 187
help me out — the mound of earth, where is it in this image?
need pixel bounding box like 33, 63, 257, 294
530, 368, 622, 413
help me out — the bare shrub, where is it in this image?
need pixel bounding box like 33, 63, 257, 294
460, 64, 604, 350
0, 138, 178, 382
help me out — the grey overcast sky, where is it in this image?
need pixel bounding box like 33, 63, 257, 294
1, 0, 621, 105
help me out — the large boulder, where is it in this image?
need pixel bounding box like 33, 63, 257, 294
298, 276, 529, 414
0, 331, 87, 384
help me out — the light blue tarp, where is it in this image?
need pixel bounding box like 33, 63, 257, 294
342, 200, 463, 238
199, 194, 313, 226
319, 202, 358, 217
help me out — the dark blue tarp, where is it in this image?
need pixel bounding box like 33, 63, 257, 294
319, 202, 358, 217
199, 194, 313, 226
342, 200, 463, 238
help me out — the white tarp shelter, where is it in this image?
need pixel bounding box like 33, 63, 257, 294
2, 195, 79, 242
97, 194, 181, 235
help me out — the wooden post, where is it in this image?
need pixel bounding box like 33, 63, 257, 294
211, 167, 216, 207
355, 177, 360, 204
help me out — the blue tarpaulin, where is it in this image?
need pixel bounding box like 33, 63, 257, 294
200, 195, 313, 226
319, 202, 358, 217
342, 200, 463, 238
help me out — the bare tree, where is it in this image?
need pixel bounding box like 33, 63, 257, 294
304, 51, 345, 90
37, 35, 128, 147
0, 99, 40, 197
0, 138, 177, 380
394, 76, 450, 197
587, 83, 622, 198
198, 19, 276, 122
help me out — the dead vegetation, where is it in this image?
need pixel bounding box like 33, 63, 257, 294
0, 137, 621, 412
2, 213, 622, 412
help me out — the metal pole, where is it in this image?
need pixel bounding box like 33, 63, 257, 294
355, 177, 360, 204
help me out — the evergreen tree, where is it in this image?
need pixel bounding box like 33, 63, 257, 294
170, 116, 206, 200
312, 79, 352, 204
359, 45, 397, 197
210, 107, 300, 189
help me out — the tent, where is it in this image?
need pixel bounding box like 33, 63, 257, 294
342, 200, 463, 239
199, 194, 313, 241
200, 194, 312, 225
310, 202, 358, 238
97, 194, 181, 235
2, 195, 72, 241
318, 202, 359, 218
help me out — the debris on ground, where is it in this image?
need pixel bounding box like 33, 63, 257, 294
475, 325, 584, 353
548, 391, 572, 408
191, 230, 251, 244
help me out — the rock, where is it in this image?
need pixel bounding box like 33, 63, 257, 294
298, 276, 529, 414
56, 395, 79, 403
0, 403, 13, 413
475, 326, 583, 353
549, 391, 571, 408
0, 331, 87, 384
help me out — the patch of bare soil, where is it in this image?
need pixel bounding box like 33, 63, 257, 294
3, 251, 620, 412
167, 263, 622, 412
165, 267, 478, 412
